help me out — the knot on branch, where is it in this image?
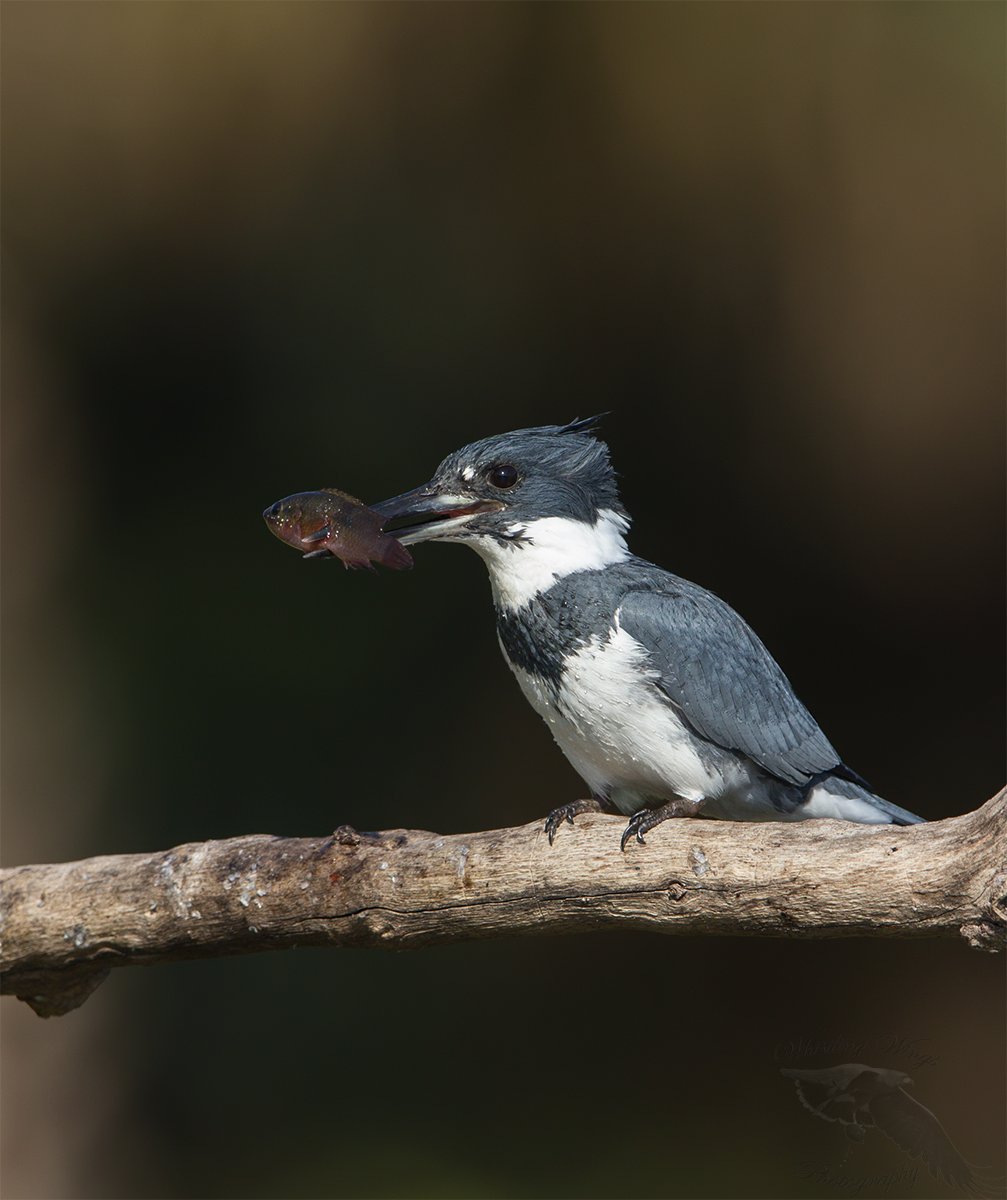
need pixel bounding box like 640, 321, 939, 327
961, 868, 1007, 952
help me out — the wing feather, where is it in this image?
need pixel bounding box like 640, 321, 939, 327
618, 583, 841, 786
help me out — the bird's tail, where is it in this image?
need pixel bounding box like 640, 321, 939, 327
800, 774, 925, 825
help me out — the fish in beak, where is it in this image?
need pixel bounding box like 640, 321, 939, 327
263, 488, 413, 569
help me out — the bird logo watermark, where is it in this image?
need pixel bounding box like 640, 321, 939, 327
780, 1057, 1003, 1198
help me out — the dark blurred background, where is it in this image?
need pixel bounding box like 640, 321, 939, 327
2, 4, 1003, 1198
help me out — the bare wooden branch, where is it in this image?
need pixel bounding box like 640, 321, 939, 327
2, 790, 1004, 1018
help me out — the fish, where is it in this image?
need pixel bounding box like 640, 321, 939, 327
262, 488, 413, 570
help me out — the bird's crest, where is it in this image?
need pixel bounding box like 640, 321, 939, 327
559, 414, 609, 436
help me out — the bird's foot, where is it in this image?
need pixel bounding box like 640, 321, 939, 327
620, 798, 701, 851
544, 798, 605, 845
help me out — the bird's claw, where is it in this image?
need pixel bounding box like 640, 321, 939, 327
544, 799, 601, 845
620, 811, 650, 851
620, 800, 697, 851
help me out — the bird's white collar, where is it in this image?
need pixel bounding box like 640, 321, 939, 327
469, 509, 630, 611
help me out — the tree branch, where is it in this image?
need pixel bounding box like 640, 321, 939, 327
2, 790, 1004, 1017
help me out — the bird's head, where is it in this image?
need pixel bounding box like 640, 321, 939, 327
372, 416, 626, 550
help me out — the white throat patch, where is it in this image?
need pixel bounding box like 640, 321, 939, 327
469, 509, 630, 611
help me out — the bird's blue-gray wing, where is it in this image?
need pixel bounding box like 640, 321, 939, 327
617, 584, 841, 786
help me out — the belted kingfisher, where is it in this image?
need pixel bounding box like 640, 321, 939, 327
373, 417, 924, 847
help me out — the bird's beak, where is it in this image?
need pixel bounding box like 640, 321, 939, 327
370, 483, 503, 545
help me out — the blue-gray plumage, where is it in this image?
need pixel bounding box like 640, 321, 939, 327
617, 580, 843, 787
371, 417, 924, 846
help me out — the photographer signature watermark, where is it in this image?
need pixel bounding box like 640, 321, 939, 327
774, 1033, 937, 1071
796, 1160, 918, 1196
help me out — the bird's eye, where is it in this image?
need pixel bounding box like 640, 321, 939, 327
487, 464, 519, 490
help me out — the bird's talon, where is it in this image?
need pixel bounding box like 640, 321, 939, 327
545, 798, 605, 846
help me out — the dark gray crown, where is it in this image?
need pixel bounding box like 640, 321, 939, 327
435, 416, 624, 525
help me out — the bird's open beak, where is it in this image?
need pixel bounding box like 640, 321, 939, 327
370, 484, 503, 545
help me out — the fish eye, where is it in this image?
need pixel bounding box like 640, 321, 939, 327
487, 464, 519, 490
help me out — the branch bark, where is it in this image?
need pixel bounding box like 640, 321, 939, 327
2, 790, 1004, 1018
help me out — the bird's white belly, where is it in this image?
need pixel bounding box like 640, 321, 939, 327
502, 625, 730, 815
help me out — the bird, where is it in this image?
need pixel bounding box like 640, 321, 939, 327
782, 1064, 1004, 1197
371, 416, 925, 848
